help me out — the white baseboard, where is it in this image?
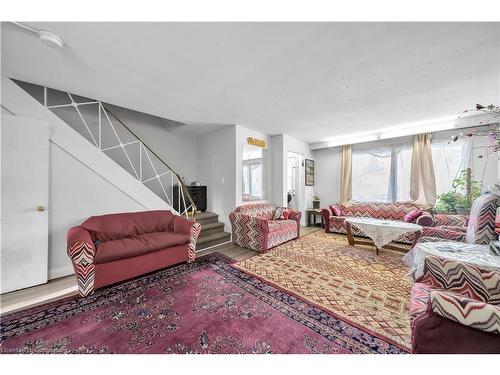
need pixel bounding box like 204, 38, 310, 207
49, 265, 74, 280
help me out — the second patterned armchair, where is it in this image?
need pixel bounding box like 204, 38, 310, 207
229, 203, 302, 252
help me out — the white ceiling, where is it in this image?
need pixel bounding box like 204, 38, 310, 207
2, 22, 499, 143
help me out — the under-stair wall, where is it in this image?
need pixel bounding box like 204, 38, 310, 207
1, 77, 176, 279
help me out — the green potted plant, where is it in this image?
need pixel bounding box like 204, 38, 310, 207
434, 169, 482, 214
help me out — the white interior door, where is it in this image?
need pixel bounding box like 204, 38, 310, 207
1, 114, 49, 293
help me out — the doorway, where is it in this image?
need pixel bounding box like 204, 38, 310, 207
287, 152, 301, 210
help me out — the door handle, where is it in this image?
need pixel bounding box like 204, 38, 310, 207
36, 206, 45, 212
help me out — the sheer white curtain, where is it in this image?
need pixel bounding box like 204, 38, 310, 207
351, 142, 412, 203
431, 138, 468, 196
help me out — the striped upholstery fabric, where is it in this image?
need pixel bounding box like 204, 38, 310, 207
343, 202, 422, 220
433, 213, 469, 227
465, 193, 500, 244
417, 255, 500, 303
67, 241, 95, 297
411, 255, 500, 339
420, 226, 467, 242
230, 203, 301, 253
322, 202, 430, 244
233, 203, 276, 220
430, 290, 500, 335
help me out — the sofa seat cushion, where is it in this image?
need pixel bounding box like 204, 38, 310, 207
95, 232, 189, 264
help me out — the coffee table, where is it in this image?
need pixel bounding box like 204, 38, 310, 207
345, 217, 422, 255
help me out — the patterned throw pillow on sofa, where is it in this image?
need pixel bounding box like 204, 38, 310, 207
404, 209, 423, 222
329, 205, 343, 216
273, 207, 290, 220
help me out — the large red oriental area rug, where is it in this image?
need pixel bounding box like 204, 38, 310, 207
0, 253, 405, 354
234, 231, 412, 351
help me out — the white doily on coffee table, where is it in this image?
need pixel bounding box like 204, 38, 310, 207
345, 217, 422, 249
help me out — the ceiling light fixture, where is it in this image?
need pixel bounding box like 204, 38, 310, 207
11, 22, 64, 48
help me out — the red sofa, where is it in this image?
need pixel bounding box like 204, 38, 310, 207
67, 210, 201, 297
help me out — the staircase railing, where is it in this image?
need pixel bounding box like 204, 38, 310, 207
39, 86, 196, 219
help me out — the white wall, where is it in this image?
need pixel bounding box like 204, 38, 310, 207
312, 147, 342, 206
48, 143, 147, 278
269, 135, 286, 207
196, 125, 237, 232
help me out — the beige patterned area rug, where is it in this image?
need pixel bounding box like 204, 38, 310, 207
233, 230, 412, 350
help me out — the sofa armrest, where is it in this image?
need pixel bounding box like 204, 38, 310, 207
67, 226, 96, 297
321, 207, 333, 233
229, 212, 269, 252
173, 216, 201, 262
433, 213, 469, 227
288, 209, 301, 222
288, 209, 302, 238
430, 290, 500, 335
418, 255, 500, 304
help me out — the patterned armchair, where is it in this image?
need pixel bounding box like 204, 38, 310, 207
410, 255, 500, 353
229, 203, 302, 252
420, 193, 500, 244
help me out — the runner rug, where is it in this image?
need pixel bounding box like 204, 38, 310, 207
234, 230, 412, 350
0, 253, 405, 354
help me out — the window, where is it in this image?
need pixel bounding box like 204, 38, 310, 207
431, 140, 464, 196
352, 143, 412, 203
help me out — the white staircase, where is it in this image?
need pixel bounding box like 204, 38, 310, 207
3, 78, 196, 217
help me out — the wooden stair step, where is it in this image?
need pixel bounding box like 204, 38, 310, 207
196, 231, 231, 251
199, 222, 225, 237
195, 212, 219, 225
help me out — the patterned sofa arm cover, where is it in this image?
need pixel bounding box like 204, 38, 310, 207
417, 255, 500, 304
420, 226, 467, 243
229, 212, 269, 252
67, 226, 96, 297
288, 209, 302, 238
433, 213, 469, 227
430, 290, 500, 335
173, 216, 201, 263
